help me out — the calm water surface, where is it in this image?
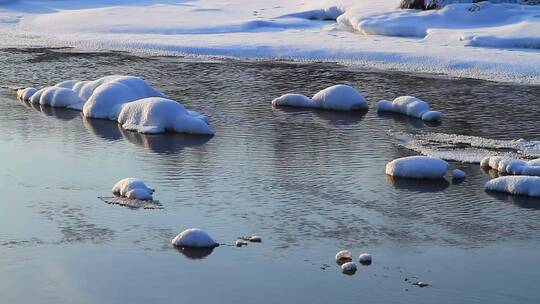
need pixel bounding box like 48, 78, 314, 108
0, 48, 540, 303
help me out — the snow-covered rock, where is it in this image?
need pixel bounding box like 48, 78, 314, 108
452, 169, 466, 179
386, 156, 449, 179
16, 87, 37, 101
335, 250, 353, 263
358, 253, 372, 265
377, 96, 442, 121
485, 176, 540, 197
340, 262, 357, 274
171, 228, 218, 248
117, 97, 213, 135
480, 156, 540, 176
272, 85, 368, 111
36, 86, 83, 108
112, 178, 155, 200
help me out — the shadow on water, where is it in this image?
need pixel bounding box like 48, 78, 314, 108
82, 116, 212, 154
386, 175, 450, 193
275, 106, 367, 126
175, 246, 216, 260
377, 111, 441, 129
486, 191, 540, 211
22, 100, 81, 121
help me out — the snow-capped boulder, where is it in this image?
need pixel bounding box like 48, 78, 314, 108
359, 253, 372, 265
480, 156, 540, 176
112, 178, 154, 200
17, 87, 37, 101
37, 86, 83, 108
117, 97, 213, 135
386, 156, 448, 179
485, 176, 540, 197
272, 85, 368, 111
376, 96, 442, 121
341, 262, 357, 274
452, 169, 466, 179
335, 250, 353, 263
171, 228, 218, 248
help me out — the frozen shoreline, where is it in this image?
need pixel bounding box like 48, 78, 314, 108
0, 0, 539, 84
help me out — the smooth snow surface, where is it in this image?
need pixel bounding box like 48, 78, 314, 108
1, 1, 538, 84
485, 176, 540, 197
171, 228, 218, 248
112, 178, 154, 200
335, 250, 353, 262
385, 156, 449, 179
480, 156, 540, 176
17, 75, 212, 135
452, 169, 466, 179
272, 85, 367, 111
377, 96, 441, 121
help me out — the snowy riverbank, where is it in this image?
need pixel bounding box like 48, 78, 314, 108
0, 0, 539, 84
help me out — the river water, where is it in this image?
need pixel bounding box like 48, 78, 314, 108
0, 48, 539, 304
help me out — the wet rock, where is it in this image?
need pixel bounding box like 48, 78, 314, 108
359, 253, 372, 265
335, 250, 353, 265
341, 262, 357, 275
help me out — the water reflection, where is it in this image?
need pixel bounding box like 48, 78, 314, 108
486, 191, 540, 210
274, 106, 367, 127
175, 246, 216, 260
21, 99, 81, 121
377, 111, 441, 129
386, 175, 450, 192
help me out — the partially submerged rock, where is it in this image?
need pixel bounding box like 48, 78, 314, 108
340, 262, 357, 275
386, 156, 449, 179
172, 228, 218, 248
112, 178, 154, 200
335, 250, 353, 264
481, 156, 540, 176
485, 176, 540, 198
452, 169, 466, 179
377, 96, 442, 121
272, 85, 368, 111
359, 253, 372, 265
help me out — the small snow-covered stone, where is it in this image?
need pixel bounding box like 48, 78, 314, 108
235, 239, 248, 247
385, 156, 448, 179
358, 253, 372, 265
112, 178, 154, 200
485, 176, 540, 197
376, 96, 441, 121
340, 262, 357, 274
335, 250, 353, 263
171, 228, 218, 248
271, 85, 368, 111
421, 110, 443, 121
248, 235, 262, 242
452, 169, 466, 179
271, 93, 314, 108
17, 87, 38, 101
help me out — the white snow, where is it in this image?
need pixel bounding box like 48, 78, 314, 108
377, 96, 442, 121
17, 75, 213, 135
358, 253, 372, 265
452, 169, 466, 179
340, 261, 357, 273
335, 250, 353, 262
272, 85, 367, 111
171, 228, 218, 248
1, 1, 538, 84
480, 156, 540, 176
385, 156, 449, 179
112, 177, 155, 200
485, 176, 540, 197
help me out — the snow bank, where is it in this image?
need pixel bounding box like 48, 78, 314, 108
485, 176, 540, 197
171, 228, 218, 248
272, 85, 368, 111
112, 178, 155, 200
480, 156, 540, 176
117, 97, 213, 135
385, 156, 448, 179
377, 96, 442, 121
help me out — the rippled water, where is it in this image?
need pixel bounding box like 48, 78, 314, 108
1, 48, 540, 304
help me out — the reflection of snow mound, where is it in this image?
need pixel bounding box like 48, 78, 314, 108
480, 156, 540, 176
377, 96, 442, 121
99, 196, 163, 209
485, 176, 540, 198
171, 228, 218, 248
386, 156, 448, 179
272, 85, 368, 111
112, 178, 154, 200
17, 75, 213, 135
389, 131, 540, 163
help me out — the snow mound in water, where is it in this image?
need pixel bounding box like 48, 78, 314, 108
480, 156, 540, 176
272, 85, 368, 111
17, 87, 37, 101
377, 96, 442, 121
386, 156, 448, 179
112, 178, 154, 200
117, 97, 213, 135
359, 253, 372, 265
485, 176, 540, 198
171, 228, 218, 248
341, 262, 357, 274
452, 169, 466, 179
29, 86, 83, 108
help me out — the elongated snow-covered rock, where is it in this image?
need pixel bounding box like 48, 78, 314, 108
480, 156, 540, 176
377, 96, 442, 121
272, 85, 368, 111
171, 228, 218, 248
386, 156, 448, 179
112, 178, 154, 200
485, 176, 540, 197
117, 97, 213, 135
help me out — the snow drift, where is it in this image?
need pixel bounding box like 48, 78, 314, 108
17, 75, 213, 135
485, 176, 540, 197
386, 156, 449, 179
377, 96, 442, 121
480, 156, 540, 176
272, 85, 368, 111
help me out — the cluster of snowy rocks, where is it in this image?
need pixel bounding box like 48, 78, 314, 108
481, 156, 540, 197
17, 75, 213, 135
272, 84, 443, 121
335, 250, 372, 275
